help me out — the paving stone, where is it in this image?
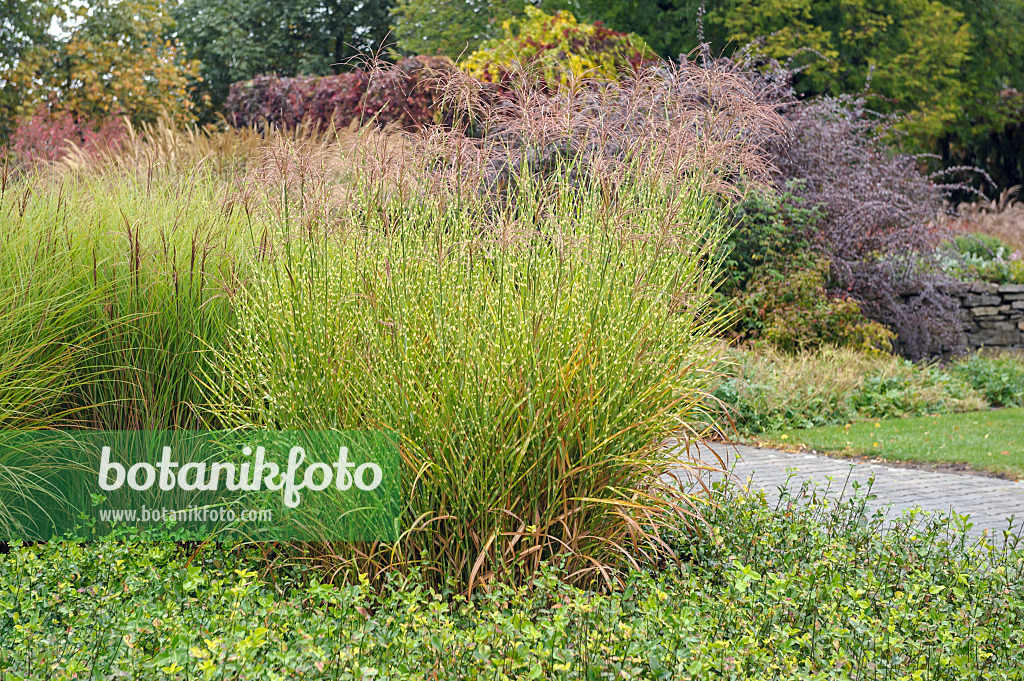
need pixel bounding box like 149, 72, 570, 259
675, 444, 1024, 541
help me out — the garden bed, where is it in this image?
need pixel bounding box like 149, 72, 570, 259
3, 490, 1023, 679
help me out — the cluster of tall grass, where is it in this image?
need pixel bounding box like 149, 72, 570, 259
949, 185, 1024, 255
0, 61, 783, 589
0, 156, 244, 535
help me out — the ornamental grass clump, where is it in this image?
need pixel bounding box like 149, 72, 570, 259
0, 161, 248, 432
0, 162, 248, 535
205, 64, 784, 590
0, 59, 783, 590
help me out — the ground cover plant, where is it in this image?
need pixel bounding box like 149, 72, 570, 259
950, 186, 1024, 256
950, 352, 1024, 407
943, 229, 1024, 286
769, 407, 1024, 478
710, 346, 1007, 436
2, 488, 1023, 679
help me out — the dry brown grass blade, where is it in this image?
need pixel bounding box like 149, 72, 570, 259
950, 185, 1024, 253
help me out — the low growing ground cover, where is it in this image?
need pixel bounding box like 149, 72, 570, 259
766, 408, 1024, 478
714, 347, 1024, 436
3, 491, 1023, 680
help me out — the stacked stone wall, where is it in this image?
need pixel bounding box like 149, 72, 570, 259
958, 282, 1024, 348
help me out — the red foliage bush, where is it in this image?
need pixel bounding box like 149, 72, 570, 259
4, 108, 126, 166
223, 57, 453, 132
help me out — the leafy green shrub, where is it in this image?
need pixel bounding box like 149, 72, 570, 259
955, 232, 1013, 260
950, 352, 1024, 407
3, 489, 1023, 679
736, 258, 896, 354
460, 7, 656, 86
719, 187, 895, 355
718, 185, 820, 298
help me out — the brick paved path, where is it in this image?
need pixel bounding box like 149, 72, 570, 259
677, 444, 1024, 539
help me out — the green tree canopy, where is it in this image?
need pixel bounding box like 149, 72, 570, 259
172, 0, 395, 114
934, 0, 1024, 190
390, 0, 529, 59
565, 0, 1024, 188
1, 0, 67, 138
1, 0, 200, 133
567, 0, 703, 61
706, 0, 972, 142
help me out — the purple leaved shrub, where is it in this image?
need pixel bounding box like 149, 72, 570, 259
772, 95, 965, 358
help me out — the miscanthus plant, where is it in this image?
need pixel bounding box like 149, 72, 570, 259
203, 64, 784, 590
206, 146, 724, 590
0, 166, 242, 431
0, 60, 783, 587
0, 159, 246, 536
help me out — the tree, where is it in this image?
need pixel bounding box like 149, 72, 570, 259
0, 0, 67, 139
1, 0, 201, 130
554, 0, 1023, 188
564, 0, 704, 61
389, 0, 528, 59
702, 0, 1024, 188
0, 0, 64, 70
459, 7, 655, 85
706, 0, 971, 142
935, 0, 1024, 190
172, 0, 395, 114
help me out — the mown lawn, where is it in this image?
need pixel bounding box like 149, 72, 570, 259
768, 407, 1024, 477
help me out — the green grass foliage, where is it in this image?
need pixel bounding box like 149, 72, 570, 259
774, 408, 1024, 477
0, 122, 733, 589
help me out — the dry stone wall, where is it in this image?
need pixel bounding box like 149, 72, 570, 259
958, 282, 1024, 348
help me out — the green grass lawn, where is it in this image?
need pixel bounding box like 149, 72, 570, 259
767, 407, 1024, 478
